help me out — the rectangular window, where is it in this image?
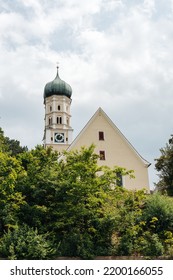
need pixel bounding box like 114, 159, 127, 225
116, 172, 123, 187
99, 131, 104, 140
99, 150, 105, 160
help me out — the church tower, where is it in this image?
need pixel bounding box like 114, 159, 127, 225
43, 67, 73, 152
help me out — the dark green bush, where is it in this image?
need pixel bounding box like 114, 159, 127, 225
136, 232, 164, 256
142, 194, 173, 234
0, 224, 54, 259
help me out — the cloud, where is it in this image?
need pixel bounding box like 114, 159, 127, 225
0, 0, 173, 187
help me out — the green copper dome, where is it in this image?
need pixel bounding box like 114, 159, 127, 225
44, 67, 72, 100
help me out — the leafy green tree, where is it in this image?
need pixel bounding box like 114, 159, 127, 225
16, 145, 60, 231
49, 146, 134, 258
141, 194, 173, 235
113, 189, 147, 256
0, 151, 26, 235
0, 127, 27, 156
155, 135, 173, 195
16, 145, 134, 258
5, 138, 28, 156
0, 128, 6, 152
109, 190, 173, 258
4, 128, 173, 259
130, 194, 173, 257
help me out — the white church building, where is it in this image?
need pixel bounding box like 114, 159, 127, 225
43, 67, 150, 191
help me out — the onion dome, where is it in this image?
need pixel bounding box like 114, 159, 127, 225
44, 67, 72, 101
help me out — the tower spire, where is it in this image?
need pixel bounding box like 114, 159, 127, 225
56, 62, 60, 77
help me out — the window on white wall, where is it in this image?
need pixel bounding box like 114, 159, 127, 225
99, 150, 105, 160
116, 172, 123, 187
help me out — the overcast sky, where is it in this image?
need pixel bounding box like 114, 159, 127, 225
0, 0, 173, 188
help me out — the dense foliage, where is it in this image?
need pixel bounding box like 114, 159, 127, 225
1, 128, 173, 259
0, 128, 27, 156
155, 135, 173, 196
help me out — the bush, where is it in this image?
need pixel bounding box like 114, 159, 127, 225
142, 194, 173, 234
136, 232, 164, 256
0, 224, 54, 259
58, 230, 94, 259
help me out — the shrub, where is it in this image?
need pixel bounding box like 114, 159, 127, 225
142, 194, 173, 234
0, 224, 54, 259
136, 232, 164, 256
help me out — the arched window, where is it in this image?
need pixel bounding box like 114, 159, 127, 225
58, 105, 61, 111
50, 106, 52, 112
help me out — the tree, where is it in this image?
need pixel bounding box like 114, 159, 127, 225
111, 191, 173, 258
0, 151, 26, 235
0, 127, 27, 156
135, 194, 173, 257
16, 145, 134, 258
0, 128, 6, 152
155, 135, 173, 195
5, 138, 28, 156
3, 129, 173, 259
16, 145, 61, 232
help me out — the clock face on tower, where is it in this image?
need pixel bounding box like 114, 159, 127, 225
54, 133, 65, 143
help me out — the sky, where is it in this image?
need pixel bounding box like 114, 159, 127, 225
0, 0, 173, 188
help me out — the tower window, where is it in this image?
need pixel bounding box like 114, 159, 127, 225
99, 150, 105, 160
50, 106, 52, 112
48, 117, 52, 125
57, 117, 62, 124
99, 131, 104, 140
58, 105, 61, 111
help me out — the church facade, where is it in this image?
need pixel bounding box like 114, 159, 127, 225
43, 67, 150, 191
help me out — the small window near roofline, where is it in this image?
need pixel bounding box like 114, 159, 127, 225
99, 131, 104, 140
